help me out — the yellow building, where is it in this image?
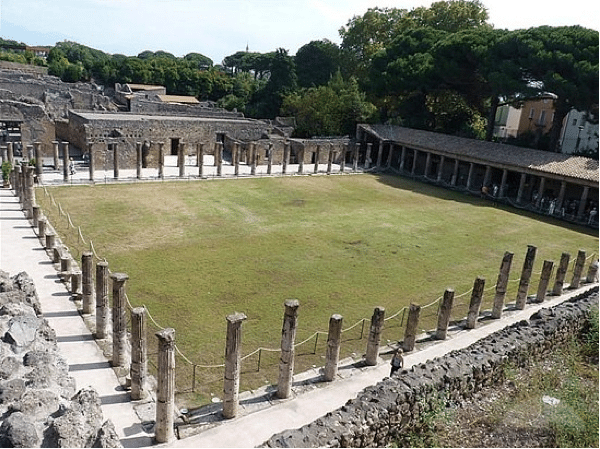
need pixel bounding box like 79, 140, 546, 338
494, 93, 557, 140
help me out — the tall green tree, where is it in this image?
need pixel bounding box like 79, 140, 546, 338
295, 40, 341, 88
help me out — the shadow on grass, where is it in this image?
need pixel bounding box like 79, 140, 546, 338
371, 172, 598, 237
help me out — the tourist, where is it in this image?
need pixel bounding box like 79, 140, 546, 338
69, 158, 76, 175
390, 348, 404, 376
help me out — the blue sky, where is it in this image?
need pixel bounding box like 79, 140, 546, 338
1, 0, 598, 64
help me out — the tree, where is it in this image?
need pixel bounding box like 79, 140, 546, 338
281, 72, 376, 137
295, 40, 342, 88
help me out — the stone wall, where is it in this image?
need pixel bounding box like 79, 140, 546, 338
0, 270, 122, 448
262, 288, 598, 448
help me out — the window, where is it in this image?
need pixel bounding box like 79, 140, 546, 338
529, 108, 535, 119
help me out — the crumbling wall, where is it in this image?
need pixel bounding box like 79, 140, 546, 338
262, 288, 598, 448
0, 270, 122, 448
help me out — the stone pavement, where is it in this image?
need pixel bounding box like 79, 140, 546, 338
1, 164, 597, 448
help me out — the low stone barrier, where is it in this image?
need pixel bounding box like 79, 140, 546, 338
0, 270, 122, 448
262, 287, 598, 448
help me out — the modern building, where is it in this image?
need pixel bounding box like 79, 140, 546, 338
493, 93, 556, 141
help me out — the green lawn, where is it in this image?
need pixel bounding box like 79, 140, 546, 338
37, 173, 598, 406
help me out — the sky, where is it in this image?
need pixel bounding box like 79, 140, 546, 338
0, 0, 598, 64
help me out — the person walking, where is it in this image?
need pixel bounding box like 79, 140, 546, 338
390, 348, 404, 376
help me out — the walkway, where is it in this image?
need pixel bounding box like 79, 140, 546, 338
1, 168, 597, 448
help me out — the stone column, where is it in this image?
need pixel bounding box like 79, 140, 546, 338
71, 271, 82, 298
45, 232, 56, 251
410, 149, 418, 175
556, 181, 567, 212
570, 249, 586, 289
158, 142, 165, 179
37, 217, 46, 241
385, 143, 393, 168
577, 186, 589, 221
12, 165, 20, 200
52, 141, 60, 170
277, 299, 300, 399
365, 306, 385, 366
516, 173, 527, 203
339, 145, 346, 173
352, 142, 359, 172
223, 312, 247, 419
482, 165, 492, 188
364, 143, 372, 170
399, 146, 406, 172
59, 253, 71, 281
326, 145, 333, 174
136, 142, 143, 179
298, 147, 305, 174
62, 141, 70, 182
536, 177, 547, 207
178, 141, 186, 178
7, 142, 14, 164
31, 205, 40, 228
154, 328, 175, 444
95, 261, 109, 339
216, 142, 223, 177
466, 276, 486, 329
552, 252, 570, 295
424, 152, 432, 179
198, 143, 204, 177
492, 251, 513, 319
499, 169, 508, 198
34, 142, 43, 182
1, 146, 6, 164
111, 272, 129, 369
466, 163, 475, 190
88, 143, 95, 182
252, 143, 258, 175
234, 143, 240, 176
451, 159, 460, 186
586, 260, 599, 283
112, 142, 119, 179
516, 245, 537, 310
267, 143, 273, 175
435, 288, 454, 340
534, 260, 554, 303
436, 155, 445, 182
314, 145, 322, 173
282, 142, 289, 175
24, 165, 35, 218
81, 251, 95, 315
375, 140, 383, 168
402, 303, 421, 352
130, 307, 148, 400
196, 142, 202, 167
323, 314, 343, 382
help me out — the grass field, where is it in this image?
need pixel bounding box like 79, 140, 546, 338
37, 173, 598, 407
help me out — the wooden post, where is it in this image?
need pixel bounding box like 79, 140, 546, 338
155, 328, 175, 444
534, 260, 554, 303
81, 251, 95, 315
130, 307, 148, 400
277, 300, 300, 399
323, 314, 343, 381
516, 245, 537, 310
223, 312, 247, 419
435, 288, 454, 340
492, 251, 513, 319
402, 303, 421, 352
365, 306, 385, 366
111, 272, 129, 369
552, 252, 570, 295
570, 250, 586, 289
95, 261, 109, 339
466, 276, 485, 329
